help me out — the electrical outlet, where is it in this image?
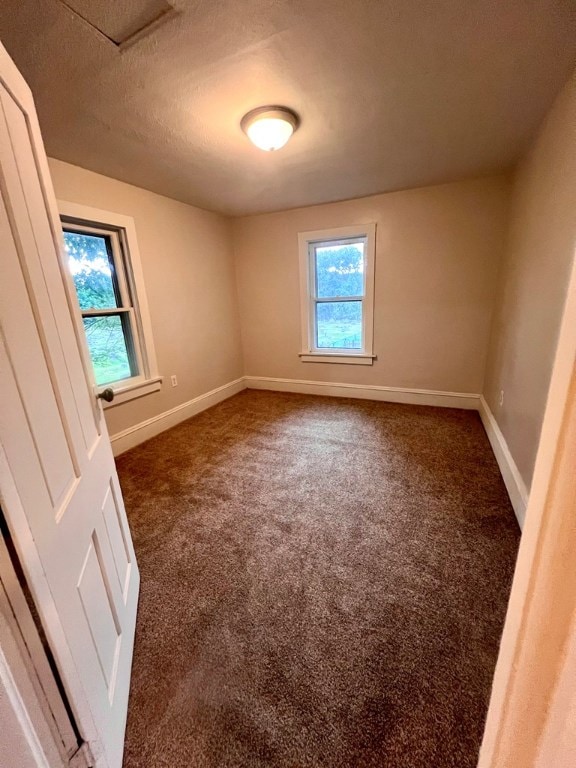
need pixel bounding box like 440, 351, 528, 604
499, 390, 504, 407
171, 375, 178, 387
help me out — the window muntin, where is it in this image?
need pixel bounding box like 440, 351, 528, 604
63, 223, 142, 386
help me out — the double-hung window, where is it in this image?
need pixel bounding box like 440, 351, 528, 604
60, 201, 160, 405
298, 223, 376, 364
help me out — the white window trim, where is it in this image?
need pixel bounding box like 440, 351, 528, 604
298, 223, 376, 364
58, 200, 161, 407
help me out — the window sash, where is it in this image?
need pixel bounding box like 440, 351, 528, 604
312, 236, 367, 299
81, 311, 139, 383
308, 237, 367, 352
63, 223, 132, 310
63, 221, 145, 385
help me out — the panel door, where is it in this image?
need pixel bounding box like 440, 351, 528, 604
0, 42, 139, 768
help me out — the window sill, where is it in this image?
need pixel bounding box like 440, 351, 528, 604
100, 376, 163, 408
299, 353, 376, 366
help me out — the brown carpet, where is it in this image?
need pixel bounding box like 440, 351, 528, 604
117, 390, 519, 768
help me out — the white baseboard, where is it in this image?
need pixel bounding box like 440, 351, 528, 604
247, 378, 526, 524
110, 375, 478, 457
110, 377, 246, 455
245, 376, 481, 410
110, 375, 526, 529
478, 396, 528, 528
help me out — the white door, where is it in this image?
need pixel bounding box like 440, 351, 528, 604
0, 43, 139, 768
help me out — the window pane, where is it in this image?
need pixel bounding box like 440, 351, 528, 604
83, 315, 133, 385
64, 231, 119, 310
315, 242, 364, 298
316, 301, 362, 349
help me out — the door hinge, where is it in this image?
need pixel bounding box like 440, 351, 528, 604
69, 742, 94, 768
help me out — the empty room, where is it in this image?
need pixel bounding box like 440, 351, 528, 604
0, 2, 575, 767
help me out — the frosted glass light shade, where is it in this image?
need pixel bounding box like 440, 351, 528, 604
246, 117, 293, 151
241, 107, 299, 151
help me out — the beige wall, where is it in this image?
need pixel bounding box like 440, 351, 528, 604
48, 158, 243, 437
233, 176, 510, 393
483, 73, 576, 490
50, 82, 575, 481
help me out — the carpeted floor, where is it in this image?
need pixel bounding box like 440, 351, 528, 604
117, 390, 520, 768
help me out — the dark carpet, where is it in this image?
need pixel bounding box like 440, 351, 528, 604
117, 390, 520, 768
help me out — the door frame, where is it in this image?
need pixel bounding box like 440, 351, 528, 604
0, 44, 103, 761
478, 246, 576, 765
0, 514, 78, 767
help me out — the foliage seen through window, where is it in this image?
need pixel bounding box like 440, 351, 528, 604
313, 242, 364, 349
64, 230, 135, 385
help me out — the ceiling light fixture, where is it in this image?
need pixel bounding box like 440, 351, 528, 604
241, 106, 299, 151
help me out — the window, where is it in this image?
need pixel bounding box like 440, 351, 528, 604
63, 225, 137, 385
59, 201, 161, 405
298, 223, 376, 364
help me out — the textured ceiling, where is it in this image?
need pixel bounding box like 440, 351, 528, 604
59, 0, 175, 45
1, 0, 575, 215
